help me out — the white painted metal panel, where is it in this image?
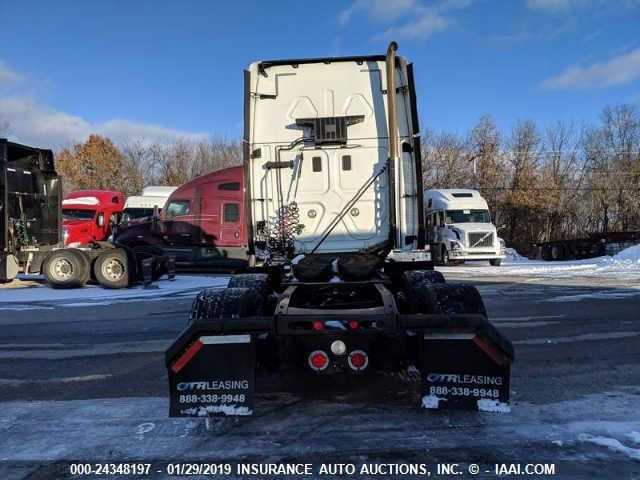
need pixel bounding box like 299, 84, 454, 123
247, 55, 419, 256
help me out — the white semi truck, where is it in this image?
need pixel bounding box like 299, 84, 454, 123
425, 189, 506, 266
121, 186, 177, 224
165, 43, 513, 416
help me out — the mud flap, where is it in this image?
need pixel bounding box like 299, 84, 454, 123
167, 334, 256, 417
420, 327, 512, 412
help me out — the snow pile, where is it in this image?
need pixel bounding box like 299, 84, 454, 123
439, 245, 640, 281
62, 196, 100, 206
477, 399, 511, 413
502, 247, 531, 264
421, 395, 445, 409
0, 275, 230, 306
612, 244, 640, 263
181, 405, 253, 416
579, 433, 640, 460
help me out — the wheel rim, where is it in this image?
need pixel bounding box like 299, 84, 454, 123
50, 257, 74, 281
101, 257, 125, 282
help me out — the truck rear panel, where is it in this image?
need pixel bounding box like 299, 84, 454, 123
246, 55, 422, 255
1, 139, 61, 280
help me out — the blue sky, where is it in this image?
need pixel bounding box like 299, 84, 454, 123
0, 0, 639, 147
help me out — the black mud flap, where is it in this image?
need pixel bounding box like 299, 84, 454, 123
420, 323, 512, 412
167, 333, 256, 417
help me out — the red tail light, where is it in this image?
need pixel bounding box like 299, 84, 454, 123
308, 350, 329, 371
312, 321, 324, 331
348, 320, 359, 330
348, 350, 368, 371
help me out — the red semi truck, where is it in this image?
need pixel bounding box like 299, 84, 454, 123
62, 190, 124, 246
114, 166, 247, 271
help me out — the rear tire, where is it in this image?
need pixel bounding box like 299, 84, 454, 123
94, 249, 130, 289
402, 269, 445, 289
43, 249, 90, 289
228, 274, 272, 315
489, 258, 502, 266
415, 283, 487, 316
191, 287, 255, 323
401, 270, 446, 313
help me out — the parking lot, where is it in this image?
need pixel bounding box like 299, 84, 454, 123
0, 269, 639, 479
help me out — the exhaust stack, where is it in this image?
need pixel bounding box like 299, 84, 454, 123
386, 41, 399, 244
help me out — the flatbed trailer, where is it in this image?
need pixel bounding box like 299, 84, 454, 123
166, 43, 513, 415
531, 231, 640, 260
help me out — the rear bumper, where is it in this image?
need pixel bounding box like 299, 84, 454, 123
166, 312, 513, 416
167, 312, 513, 361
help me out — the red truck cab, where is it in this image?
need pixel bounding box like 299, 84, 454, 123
62, 190, 124, 246
114, 166, 247, 270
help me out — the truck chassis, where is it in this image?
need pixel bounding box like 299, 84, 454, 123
167, 265, 513, 415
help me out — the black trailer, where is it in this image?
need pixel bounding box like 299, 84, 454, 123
0, 139, 61, 282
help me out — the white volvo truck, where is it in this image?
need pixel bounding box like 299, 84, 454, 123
425, 189, 506, 266
121, 186, 177, 224
165, 43, 513, 416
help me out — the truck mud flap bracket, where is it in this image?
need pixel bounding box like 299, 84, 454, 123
167, 333, 256, 417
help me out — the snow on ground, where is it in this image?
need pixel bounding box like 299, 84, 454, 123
0, 274, 230, 307
1, 388, 639, 464
439, 245, 640, 282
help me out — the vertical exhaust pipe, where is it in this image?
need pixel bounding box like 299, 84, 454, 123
386, 41, 399, 161
386, 41, 398, 245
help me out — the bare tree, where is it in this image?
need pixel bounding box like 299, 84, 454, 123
502, 120, 542, 247
467, 116, 504, 225
421, 130, 473, 189
539, 121, 583, 241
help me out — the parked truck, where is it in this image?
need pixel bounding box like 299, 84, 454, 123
0, 139, 60, 283
424, 189, 506, 266
1, 138, 167, 288
165, 43, 513, 416
121, 186, 177, 224
114, 166, 246, 271
63, 190, 124, 246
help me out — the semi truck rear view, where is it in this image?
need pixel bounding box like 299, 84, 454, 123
166, 43, 514, 416
0, 139, 60, 283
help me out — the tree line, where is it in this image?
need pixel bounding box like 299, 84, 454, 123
422, 104, 640, 251
51, 103, 639, 251
55, 135, 242, 199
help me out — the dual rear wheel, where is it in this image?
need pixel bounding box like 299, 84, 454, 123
43, 248, 131, 289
